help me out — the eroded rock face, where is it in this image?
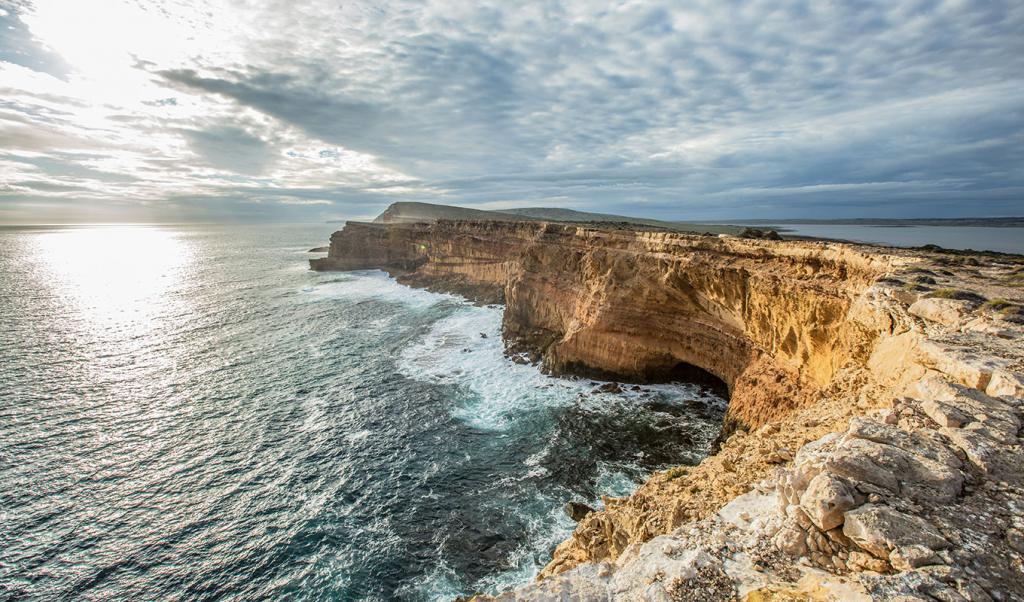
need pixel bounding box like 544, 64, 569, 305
310, 218, 1024, 600
908, 297, 974, 329
313, 219, 897, 436
478, 370, 1024, 601
842, 505, 949, 558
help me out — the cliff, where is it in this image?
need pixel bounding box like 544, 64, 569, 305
311, 219, 1024, 600
367, 200, 745, 234
313, 219, 894, 434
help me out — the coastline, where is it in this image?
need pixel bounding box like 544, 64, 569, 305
312, 219, 1024, 600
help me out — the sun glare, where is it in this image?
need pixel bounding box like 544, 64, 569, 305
32, 226, 194, 336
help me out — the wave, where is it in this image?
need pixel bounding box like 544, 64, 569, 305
300, 269, 462, 310
396, 304, 587, 431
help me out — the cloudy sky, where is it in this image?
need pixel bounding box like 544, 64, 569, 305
1, 0, 1022, 223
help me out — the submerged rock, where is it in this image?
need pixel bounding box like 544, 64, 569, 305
565, 501, 596, 522
596, 382, 623, 394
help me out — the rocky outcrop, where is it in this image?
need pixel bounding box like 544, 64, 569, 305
311, 218, 1024, 600
313, 219, 898, 434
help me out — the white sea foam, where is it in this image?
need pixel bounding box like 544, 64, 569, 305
397, 301, 727, 431
397, 304, 590, 430
472, 491, 577, 595
594, 463, 640, 498
300, 269, 461, 310
344, 429, 371, 443
400, 560, 463, 601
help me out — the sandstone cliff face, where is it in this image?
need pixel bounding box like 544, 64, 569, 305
313, 219, 897, 434
311, 219, 1024, 599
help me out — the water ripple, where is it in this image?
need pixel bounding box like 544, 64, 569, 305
0, 224, 725, 601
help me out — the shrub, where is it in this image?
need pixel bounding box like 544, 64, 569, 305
926, 288, 987, 303
983, 298, 1015, 311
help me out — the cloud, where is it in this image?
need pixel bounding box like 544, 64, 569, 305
0, 3, 71, 80
181, 124, 276, 175
0, 0, 1023, 222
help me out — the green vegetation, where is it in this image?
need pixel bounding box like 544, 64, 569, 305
926, 288, 987, 303
983, 298, 1015, 311
664, 466, 689, 481
984, 298, 1023, 318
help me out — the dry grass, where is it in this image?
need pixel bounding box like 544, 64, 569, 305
984, 298, 1015, 311
927, 288, 987, 303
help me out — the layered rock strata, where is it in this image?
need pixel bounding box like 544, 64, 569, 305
311, 219, 1024, 600
313, 220, 896, 433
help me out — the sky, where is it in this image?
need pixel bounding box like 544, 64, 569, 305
0, 0, 1022, 224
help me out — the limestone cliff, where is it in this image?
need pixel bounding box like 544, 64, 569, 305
313, 219, 896, 434
311, 219, 1024, 600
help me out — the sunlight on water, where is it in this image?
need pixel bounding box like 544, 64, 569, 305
30, 226, 193, 334
0, 225, 726, 601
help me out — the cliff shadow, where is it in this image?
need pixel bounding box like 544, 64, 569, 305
555, 359, 729, 401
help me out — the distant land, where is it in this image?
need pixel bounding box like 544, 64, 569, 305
369, 201, 745, 235
330, 202, 1024, 253
724, 217, 1024, 228
343, 203, 1024, 231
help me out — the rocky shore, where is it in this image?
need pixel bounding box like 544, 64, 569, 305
311, 219, 1024, 600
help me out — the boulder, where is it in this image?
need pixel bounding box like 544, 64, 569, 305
799, 473, 860, 531
889, 545, 941, 571
565, 501, 596, 522
910, 376, 1020, 443
986, 368, 1024, 399
848, 550, 890, 573
915, 341, 1002, 390
779, 433, 841, 500
920, 399, 970, 428
940, 425, 1004, 474
843, 505, 949, 560
826, 437, 963, 503
844, 418, 962, 468
908, 298, 973, 328
773, 524, 809, 557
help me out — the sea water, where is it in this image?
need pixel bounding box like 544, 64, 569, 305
0, 224, 724, 600
776, 224, 1024, 255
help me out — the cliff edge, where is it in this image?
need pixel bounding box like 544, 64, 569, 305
311, 219, 1024, 601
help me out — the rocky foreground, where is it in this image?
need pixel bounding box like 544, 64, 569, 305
311, 219, 1024, 601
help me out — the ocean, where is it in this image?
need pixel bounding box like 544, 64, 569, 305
0, 224, 724, 601
773, 224, 1024, 255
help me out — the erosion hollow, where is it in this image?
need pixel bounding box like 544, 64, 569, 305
311, 219, 895, 437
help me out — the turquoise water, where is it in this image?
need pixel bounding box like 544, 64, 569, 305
0, 224, 724, 600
